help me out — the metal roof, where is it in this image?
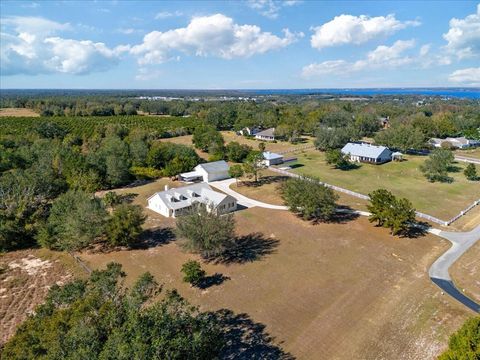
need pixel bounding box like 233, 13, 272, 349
255, 128, 275, 137
149, 183, 234, 210
341, 142, 392, 159
263, 151, 283, 160
195, 160, 229, 173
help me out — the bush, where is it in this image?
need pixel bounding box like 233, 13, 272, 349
464, 163, 478, 181
181, 260, 206, 286
439, 316, 480, 360
420, 148, 454, 182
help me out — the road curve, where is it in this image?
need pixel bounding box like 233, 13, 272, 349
428, 225, 480, 313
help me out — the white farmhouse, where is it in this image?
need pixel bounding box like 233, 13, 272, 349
147, 183, 237, 218
255, 128, 276, 141
262, 151, 283, 166
341, 142, 393, 164
180, 160, 230, 183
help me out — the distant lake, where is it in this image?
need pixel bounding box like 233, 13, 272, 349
252, 88, 480, 99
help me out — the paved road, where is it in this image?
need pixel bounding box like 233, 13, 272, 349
455, 155, 480, 165
428, 224, 480, 312
209, 178, 288, 210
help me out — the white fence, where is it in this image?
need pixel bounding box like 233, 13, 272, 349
268, 167, 462, 226
277, 144, 315, 155
445, 199, 480, 225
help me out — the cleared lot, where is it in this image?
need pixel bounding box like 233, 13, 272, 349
0, 108, 39, 117
80, 179, 471, 359
286, 150, 480, 220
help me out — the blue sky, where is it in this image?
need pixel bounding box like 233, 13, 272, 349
1, 0, 479, 89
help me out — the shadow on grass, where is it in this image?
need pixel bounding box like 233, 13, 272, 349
133, 227, 176, 249
447, 164, 462, 173
242, 175, 289, 188
400, 221, 430, 239
212, 309, 295, 360
288, 163, 304, 169
210, 233, 279, 265
119, 192, 138, 204
326, 207, 360, 224
197, 273, 231, 289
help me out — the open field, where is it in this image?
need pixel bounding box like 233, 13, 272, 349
232, 169, 370, 211
81, 179, 472, 359
160, 131, 314, 154
286, 150, 480, 220
0, 108, 39, 117
0, 249, 85, 345
450, 240, 480, 303
456, 147, 480, 160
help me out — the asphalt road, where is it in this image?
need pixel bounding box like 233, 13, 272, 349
428, 224, 480, 313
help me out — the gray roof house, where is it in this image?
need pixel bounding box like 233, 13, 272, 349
429, 137, 480, 149
255, 128, 276, 141
341, 143, 393, 164
180, 160, 230, 183
147, 183, 237, 218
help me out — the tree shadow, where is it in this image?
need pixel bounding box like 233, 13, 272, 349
447, 164, 462, 173
399, 221, 429, 239
210, 233, 279, 264
243, 175, 289, 188
288, 163, 304, 169
119, 192, 138, 204
132, 227, 176, 249
337, 162, 361, 171
326, 207, 361, 224
211, 309, 295, 360
197, 273, 230, 289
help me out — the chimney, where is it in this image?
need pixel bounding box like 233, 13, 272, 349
164, 184, 169, 191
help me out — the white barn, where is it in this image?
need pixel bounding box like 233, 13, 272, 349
262, 151, 283, 166
341, 143, 393, 164
180, 160, 230, 183
147, 183, 237, 218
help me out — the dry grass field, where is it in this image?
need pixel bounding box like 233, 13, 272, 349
450, 240, 480, 303
287, 150, 480, 220
0, 249, 85, 345
456, 147, 480, 159
0, 108, 39, 117
80, 179, 471, 359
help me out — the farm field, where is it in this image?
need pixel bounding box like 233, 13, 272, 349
286, 150, 480, 220
0, 108, 39, 117
0, 249, 85, 345
79, 199, 471, 359
450, 240, 480, 303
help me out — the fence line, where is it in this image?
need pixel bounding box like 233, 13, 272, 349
69, 252, 92, 274
446, 199, 480, 225
268, 167, 449, 226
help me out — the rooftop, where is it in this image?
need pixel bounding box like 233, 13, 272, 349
341, 142, 391, 159
196, 160, 229, 173
263, 151, 283, 160
255, 128, 275, 137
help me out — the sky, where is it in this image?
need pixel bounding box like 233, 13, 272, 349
0, 0, 479, 89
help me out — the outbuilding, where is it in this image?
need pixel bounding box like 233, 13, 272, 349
179, 160, 230, 183
262, 151, 284, 166
255, 128, 276, 141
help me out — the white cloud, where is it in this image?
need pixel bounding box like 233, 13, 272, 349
0, 16, 123, 75
302, 39, 417, 78
247, 0, 301, 19
448, 67, 480, 85
135, 67, 162, 81
116, 28, 142, 35
155, 11, 183, 19
131, 13, 301, 65
310, 14, 420, 50
443, 4, 480, 59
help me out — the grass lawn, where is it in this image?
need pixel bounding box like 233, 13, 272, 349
79, 199, 471, 359
286, 150, 480, 220
232, 169, 370, 211
451, 239, 480, 303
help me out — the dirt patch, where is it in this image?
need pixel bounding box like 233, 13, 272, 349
79, 206, 470, 359
0, 108, 39, 117
0, 249, 85, 345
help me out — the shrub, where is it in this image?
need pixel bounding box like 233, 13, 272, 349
181, 260, 206, 286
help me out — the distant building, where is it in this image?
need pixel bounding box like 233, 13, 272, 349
179, 160, 230, 183
148, 183, 237, 218
379, 116, 390, 129
262, 151, 283, 166
238, 127, 261, 136
429, 137, 480, 149
255, 128, 276, 141
341, 142, 393, 164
